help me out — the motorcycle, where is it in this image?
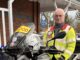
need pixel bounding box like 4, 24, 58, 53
0, 23, 66, 60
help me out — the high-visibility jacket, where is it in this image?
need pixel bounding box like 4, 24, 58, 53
43, 24, 76, 60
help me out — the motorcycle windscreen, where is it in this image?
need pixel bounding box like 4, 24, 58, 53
5, 32, 26, 55
5, 24, 35, 55
10, 32, 26, 48
9, 23, 35, 48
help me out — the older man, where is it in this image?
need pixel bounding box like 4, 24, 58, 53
43, 8, 76, 60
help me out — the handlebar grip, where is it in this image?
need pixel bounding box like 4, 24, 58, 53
40, 46, 63, 54
47, 49, 63, 54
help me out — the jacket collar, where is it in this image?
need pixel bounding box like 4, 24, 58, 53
50, 24, 69, 31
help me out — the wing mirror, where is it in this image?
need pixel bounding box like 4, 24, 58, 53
46, 32, 66, 47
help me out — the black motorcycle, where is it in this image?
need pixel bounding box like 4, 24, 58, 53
0, 31, 66, 60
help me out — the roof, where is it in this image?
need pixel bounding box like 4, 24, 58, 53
38, 0, 80, 12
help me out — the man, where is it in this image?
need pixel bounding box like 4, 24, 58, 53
43, 8, 76, 60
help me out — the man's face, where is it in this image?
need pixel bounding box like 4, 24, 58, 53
54, 9, 65, 24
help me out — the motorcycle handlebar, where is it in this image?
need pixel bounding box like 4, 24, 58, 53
39, 46, 63, 54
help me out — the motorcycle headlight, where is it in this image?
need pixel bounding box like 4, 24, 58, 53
25, 34, 43, 53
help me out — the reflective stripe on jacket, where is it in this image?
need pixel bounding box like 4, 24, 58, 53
43, 24, 76, 60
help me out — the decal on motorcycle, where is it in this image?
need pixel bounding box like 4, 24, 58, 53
15, 26, 31, 33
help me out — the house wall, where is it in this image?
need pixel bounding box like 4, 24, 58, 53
0, 0, 40, 46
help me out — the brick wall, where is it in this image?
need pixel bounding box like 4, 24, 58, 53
0, 0, 40, 46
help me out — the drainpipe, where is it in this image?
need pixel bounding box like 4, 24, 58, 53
2, 10, 7, 47
0, 33, 1, 48
0, 8, 8, 47
8, 0, 14, 37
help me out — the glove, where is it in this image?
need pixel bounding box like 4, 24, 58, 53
58, 55, 65, 60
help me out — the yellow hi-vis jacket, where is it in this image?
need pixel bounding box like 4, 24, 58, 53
43, 24, 76, 60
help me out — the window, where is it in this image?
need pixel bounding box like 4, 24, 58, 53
77, 0, 80, 2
